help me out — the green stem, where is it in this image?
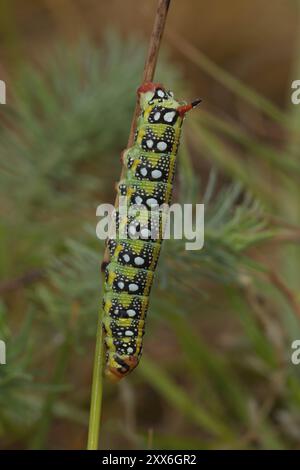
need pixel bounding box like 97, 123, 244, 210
87, 307, 104, 450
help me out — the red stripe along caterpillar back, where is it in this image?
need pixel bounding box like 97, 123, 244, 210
102, 82, 200, 381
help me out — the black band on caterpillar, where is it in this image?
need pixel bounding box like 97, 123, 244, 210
107, 239, 161, 271
104, 262, 154, 297
123, 149, 177, 184
102, 82, 200, 381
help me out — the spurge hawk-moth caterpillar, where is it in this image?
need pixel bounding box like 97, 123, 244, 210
102, 82, 200, 381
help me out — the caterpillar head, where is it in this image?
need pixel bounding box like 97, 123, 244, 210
137, 82, 175, 109
137, 81, 201, 115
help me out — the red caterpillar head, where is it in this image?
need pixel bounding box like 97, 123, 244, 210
137, 82, 164, 95
137, 81, 171, 108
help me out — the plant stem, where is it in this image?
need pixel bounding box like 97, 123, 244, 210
87, 0, 172, 450
127, 0, 171, 147
87, 306, 104, 450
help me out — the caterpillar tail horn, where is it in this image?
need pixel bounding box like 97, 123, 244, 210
177, 98, 202, 116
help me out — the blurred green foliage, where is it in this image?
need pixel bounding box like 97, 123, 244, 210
0, 32, 300, 450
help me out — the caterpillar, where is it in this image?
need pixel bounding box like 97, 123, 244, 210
102, 82, 200, 381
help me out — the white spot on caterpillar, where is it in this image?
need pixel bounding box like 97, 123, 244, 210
147, 198, 158, 207
127, 309, 136, 317
127, 347, 134, 353
141, 228, 151, 238
129, 283, 139, 292
123, 254, 130, 262
135, 195, 143, 205
157, 90, 164, 98
157, 141, 167, 151
146, 139, 154, 148
117, 281, 124, 290
151, 169, 162, 179
140, 167, 148, 176
164, 111, 176, 123
125, 330, 134, 336
128, 224, 137, 236
154, 112, 161, 121
134, 256, 144, 266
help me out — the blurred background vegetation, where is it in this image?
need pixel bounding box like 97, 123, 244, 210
1, 0, 300, 450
